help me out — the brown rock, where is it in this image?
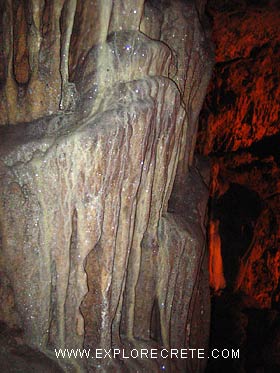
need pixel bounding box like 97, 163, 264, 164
0, 1, 213, 371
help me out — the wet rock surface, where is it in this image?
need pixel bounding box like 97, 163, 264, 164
0, 1, 213, 372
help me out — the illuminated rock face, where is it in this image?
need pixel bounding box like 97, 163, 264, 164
209, 151, 280, 308
197, 2, 280, 372
0, 1, 213, 371
197, 0, 280, 309
197, 0, 280, 154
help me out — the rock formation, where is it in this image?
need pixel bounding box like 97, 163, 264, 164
197, 1, 280, 371
197, 0, 280, 154
199, 0, 280, 310
0, 1, 213, 372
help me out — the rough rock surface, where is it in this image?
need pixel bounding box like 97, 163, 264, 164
197, 0, 280, 154
208, 148, 280, 309
197, 0, 280, 309
197, 2, 280, 372
0, 1, 213, 372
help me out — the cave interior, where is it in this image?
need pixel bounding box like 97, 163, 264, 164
199, 1, 280, 372
0, 0, 279, 372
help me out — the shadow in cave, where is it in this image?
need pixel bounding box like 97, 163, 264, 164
205, 183, 278, 373
213, 183, 262, 290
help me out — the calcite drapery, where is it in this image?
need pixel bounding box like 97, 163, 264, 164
0, 1, 213, 371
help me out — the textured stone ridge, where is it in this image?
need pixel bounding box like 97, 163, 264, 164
0, 1, 213, 372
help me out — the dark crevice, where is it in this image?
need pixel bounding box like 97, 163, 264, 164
208, 131, 280, 163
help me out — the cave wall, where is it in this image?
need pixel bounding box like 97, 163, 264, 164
0, 1, 213, 372
209, 151, 280, 308
198, 0, 280, 309
197, 2, 280, 372
197, 0, 280, 154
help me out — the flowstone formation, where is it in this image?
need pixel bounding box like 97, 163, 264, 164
0, 1, 213, 372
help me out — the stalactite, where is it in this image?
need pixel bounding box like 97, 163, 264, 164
3, 0, 17, 124
59, 0, 77, 110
